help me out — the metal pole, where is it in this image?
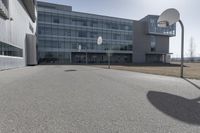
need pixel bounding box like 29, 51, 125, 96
108, 52, 111, 69
108, 44, 111, 69
86, 46, 88, 65
179, 20, 184, 78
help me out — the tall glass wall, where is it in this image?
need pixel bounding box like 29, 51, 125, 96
37, 6, 133, 64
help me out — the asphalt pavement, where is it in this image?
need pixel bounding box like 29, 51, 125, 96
0, 65, 200, 133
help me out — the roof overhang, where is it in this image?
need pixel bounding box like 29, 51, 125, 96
22, 0, 36, 22
146, 52, 173, 55
147, 32, 176, 37
0, 0, 9, 19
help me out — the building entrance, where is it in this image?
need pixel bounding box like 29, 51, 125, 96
72, 53, 132, 64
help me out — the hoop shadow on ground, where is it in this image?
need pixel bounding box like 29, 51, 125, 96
147, 91, 200, 125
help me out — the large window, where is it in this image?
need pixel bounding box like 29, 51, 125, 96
0, 42, 23, 57
38, 52, 71, 64
150, 36, 156, 52
78, 31, 87, 38
53, 17, 60, 23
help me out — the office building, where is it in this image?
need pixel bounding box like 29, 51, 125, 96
37, 2, 176, 64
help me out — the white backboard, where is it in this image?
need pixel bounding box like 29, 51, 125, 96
158, 8, 180, 27
97, 36, 103, 45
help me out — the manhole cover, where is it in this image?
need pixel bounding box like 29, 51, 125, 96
64, 69, 77, 72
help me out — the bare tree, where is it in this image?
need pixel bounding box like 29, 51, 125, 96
189, 37, 196, 62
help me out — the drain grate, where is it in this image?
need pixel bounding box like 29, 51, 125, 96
64, 69, 77, 72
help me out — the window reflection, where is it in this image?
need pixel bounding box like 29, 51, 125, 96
0, 42, 23, 57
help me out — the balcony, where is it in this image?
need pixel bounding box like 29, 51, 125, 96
141, 15, 176, 37
147, 15, 176, 37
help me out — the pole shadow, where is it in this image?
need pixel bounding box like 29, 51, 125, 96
147, 91, 200, 125
183, 78, 200, 90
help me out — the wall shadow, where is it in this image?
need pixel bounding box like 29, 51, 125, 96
93, 63, 185, 67
147, 91, 200, 125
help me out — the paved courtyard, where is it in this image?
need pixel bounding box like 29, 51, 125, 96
0, 65, 200, 133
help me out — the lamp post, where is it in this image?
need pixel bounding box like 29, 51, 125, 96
97, 36, 106, 66
108, 52, 111, 69
108, 43, 111, 69
97, 36, 111, 69
157, 8, 184, 78
86, 44, 88, 65
78, 44, 81, 63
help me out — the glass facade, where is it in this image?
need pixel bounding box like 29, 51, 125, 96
0, 41, 23, 57
37, 4, 133, 64
147, 16, 176, 36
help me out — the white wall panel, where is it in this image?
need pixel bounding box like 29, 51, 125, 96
0, 0, 36, 70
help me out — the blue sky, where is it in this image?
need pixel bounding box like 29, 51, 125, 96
39, 0, 200, 57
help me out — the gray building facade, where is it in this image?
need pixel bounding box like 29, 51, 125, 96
0, 0, 37, 70
37, 2, 133, 64
133, 15, 176, 63
37, 2, 176, 64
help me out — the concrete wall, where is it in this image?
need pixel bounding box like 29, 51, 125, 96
133, 21, 148, 63
133, 21, 170, 63
155, 36, 169, 53
0, 56, 24, 70
26, 34, 37, 65
0, 0, 36, 70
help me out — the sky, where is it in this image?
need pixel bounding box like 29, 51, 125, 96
39, 0, 200, 57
